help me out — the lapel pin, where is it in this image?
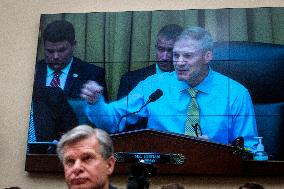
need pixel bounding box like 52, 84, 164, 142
73, 73, 78, 78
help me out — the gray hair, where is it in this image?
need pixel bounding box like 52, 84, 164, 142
176, 26, 213, 52
56, 125, 114, 162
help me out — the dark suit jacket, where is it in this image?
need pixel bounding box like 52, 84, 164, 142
117, 64, 156, 99
32, 86, 79, 142
34, 56, 107, 98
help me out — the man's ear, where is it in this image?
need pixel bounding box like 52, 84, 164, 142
203, 50, 213, 64
106, 155, 116, 175
71, 40, 77, 50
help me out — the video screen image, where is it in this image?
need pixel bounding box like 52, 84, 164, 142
27, 8, 284, 161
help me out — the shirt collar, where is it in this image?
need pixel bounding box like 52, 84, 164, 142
174, 67, 214, 94
194, 67, 213, 94
46, 57, 73, 76
172, 72, 190, 92
155, 64, 164, 74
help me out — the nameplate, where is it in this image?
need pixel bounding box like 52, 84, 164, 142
114, 152, 186, 165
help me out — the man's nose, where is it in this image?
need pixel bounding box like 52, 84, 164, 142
72, 160, 83, 175
161, 51, 171, 60
175, 56, 185, 65
52, 52, 59, 59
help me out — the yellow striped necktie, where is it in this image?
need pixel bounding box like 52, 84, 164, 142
185, 88, 202, 137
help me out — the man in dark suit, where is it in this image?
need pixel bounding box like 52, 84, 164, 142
57, 126, 117, 189
34, 20, 107, 98
29, 20, 107, 146
116, 24, 182, 130
117, 24, 183, 99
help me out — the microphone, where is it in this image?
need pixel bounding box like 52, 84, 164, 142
116, 89, 163, 133
147, 89, 163, 103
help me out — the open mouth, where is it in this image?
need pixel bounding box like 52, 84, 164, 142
71, 178, 88, 185
176, 69, 188, 73
50, 62, 62, 66
158, 61, 171, 65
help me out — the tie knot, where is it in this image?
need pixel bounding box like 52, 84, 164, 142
50, 71, 62, 88
53, 71, 62, 77
188, 88, 198, 98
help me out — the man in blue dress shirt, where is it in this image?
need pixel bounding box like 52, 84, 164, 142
117, 24, 183, 131
80, 26, 258, 149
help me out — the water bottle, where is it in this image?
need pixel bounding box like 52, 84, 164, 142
253, 137, 268, 161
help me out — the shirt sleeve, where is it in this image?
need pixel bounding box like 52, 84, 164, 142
230, 89, 258, 150
86, 82, 148, 133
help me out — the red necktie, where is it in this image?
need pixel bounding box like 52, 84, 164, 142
50, 71, 61, 88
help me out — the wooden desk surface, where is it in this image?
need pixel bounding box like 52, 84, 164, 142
25, 129, 284, 175
25, 154, 284, 176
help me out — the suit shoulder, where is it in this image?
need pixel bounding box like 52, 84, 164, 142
36, 59, 45, 64
35, 59, 45, 67
121, 64, 156, 79
73, 57, 105, 74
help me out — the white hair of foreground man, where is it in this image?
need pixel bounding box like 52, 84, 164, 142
56, 125, 114, 162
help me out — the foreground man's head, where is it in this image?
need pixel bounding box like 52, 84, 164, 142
57, 125, 116, 189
